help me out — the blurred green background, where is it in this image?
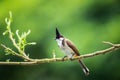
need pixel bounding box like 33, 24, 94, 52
0, 0, 120, 80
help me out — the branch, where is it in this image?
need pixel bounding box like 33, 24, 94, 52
0, 41, 120, 65
1, 44, 33, 62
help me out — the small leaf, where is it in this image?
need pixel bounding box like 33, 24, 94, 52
9, 11, 13, 22
3, 30, 8, 35
9, 11, 12, 18
26, 30, 31, 36
5, 52, 11, 55
27, 54, 29, 57
6, 59, 10, 62
5, 18, 8, 24
27, 42, 36, 45
16, 29, 21, 40
4, 49, 12, 55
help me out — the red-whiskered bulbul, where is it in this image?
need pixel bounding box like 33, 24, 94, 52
55, 28, 89, 76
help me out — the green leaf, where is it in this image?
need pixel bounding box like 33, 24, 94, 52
3, 30, 8, 35
6, 59, 10, 62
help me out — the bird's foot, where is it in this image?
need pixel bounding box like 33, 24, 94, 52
69, 54, 75, 61
62, 56, 67, 61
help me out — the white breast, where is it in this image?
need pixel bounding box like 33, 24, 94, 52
56, 39, 62, 47
56, 38, 74, 58
62, 46, 73, 58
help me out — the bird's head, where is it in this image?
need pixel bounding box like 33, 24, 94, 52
55, 28, 64, 40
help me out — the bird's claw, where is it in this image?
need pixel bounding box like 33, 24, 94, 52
69, 54, 75, 61
69, 57, 74, 61
62, 56, 67, 61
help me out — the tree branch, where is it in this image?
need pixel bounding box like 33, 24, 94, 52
0, 41, 120, 65
1, 44, 33, 62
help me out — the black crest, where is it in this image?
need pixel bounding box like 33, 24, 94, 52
56, 28, 63, 39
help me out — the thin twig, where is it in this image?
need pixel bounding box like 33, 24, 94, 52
1, 44, 33, 62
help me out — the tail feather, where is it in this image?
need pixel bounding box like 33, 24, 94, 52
78, 60, 89, 76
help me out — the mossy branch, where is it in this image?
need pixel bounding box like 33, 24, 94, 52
0, 12, 120, 65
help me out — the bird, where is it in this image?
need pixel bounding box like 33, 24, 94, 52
55, 28, 89, 76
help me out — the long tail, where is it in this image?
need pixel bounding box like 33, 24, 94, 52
78, 60, 89, 76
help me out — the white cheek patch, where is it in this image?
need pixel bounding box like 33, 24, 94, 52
56, 39, 62, 47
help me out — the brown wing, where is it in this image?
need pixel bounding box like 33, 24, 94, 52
66, 39, 80, 56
